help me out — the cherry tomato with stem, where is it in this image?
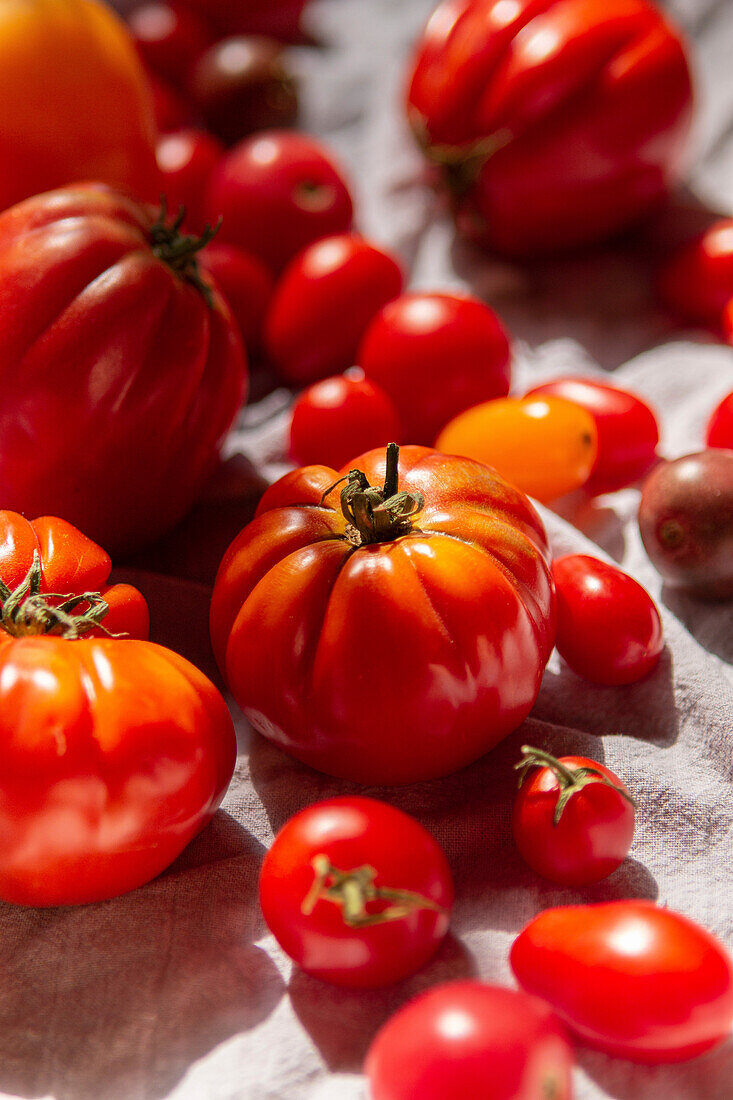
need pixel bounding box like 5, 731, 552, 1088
128, 2, 212, 89
658, 218, 733, 327
706, 390, 733, 450
259, 796, 453, 989
156, 128, 225, 232
201, 241, 274, 352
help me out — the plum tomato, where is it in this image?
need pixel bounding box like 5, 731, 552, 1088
657, 218, 733, 327
358, 292, 511, 445
128, 2, 212, 89
156, 128, 225, 232
526, 377, 659, 494
259, 797, 453, 988
513, 745, 635, 886
706, 390, 733, 450
264, 234, 404, 385
201, 241, 274, 352
289, 369, 402, 470
365, 981, 574, 1100
436, 395, 598, 502
206, 130, 354, 272
511, 901, 733, 1063
638, 451, 733, 599
551, 554, 663, 685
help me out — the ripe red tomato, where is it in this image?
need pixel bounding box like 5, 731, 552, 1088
128, 2, 212, 89
358, 292, 511, 445
0, 184, 247, 554
289, 370, 402, 470
206, 130, 354, 273
552, 554, 663, 685
365, 981, 574, 1100
0, 513, 236, 907
657, 219, 733, 327
211, 443, 555, 784
511, 901, 733, 1063
259, 797, 453, 988
706, 390, 733, 449
148, 71, 198, 132
526, 377, 659, 494
512, 745, 635, 886
178, 0, 309, 42
201, 241, 274, 352
156, 128, 225, 232
406, 0, 693, 257
264, 235, 404, 386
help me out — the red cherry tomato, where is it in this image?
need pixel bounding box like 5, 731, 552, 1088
512, 745, 635, 886
706, 390, 733, 449
511, 901, 733, 1063
265, 234, 404, 386
290, 370, 401, 469
358, 292, 511, 445
201, 241, 274, 352
551, 554, 663, 685
128, 2, 212, 89
365, 981, 574, 1100
178, 0, 309, 43
156, 128, 225, 231
658, 218, 733, 327
206, 130, 354, 273
526, 376, 659, 494
259, 797, 453, 989
148, 71, 198, 132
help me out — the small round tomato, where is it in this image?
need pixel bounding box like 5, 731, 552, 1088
358, 292, 511, 445
511, 901, 733, 1063
206, 130, 354, 273
436, 395, 597, 503
551, 554, 663, 685
513, 745, 635, 886
201, 241, 274, 352
658, 219, 733, 327
259, 797, 453, 989
706, 390, 733, 449
526, 377, 659, 494
148, 71, 198, 132
265, 234, 404, 385
290, 370, 401, 470
156, 128, 225, 231
365, 981, 574, 1100
129, 2, 212, 88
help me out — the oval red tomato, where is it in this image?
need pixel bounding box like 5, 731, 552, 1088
526, 377, 659, 494
513, 745, 635, 886
706, 390, 733, 450
0, 184, 247, 554
551, 554, 663, 684
201, 241, 274, 352
511, 901, 733, 1063
359, 292, 511, 445
128, 1, 212, 89
211, 443, 555, 784
264, 234, 404, 386
259, 797, 453, 988
365, 981, 574, 1100
406, 0, 693, 257
156, 128, 225, 231
657, 218, 733, 327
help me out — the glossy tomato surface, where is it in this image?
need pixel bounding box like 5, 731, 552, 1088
265, 234, 404, 385
436, 395, 597, 502
706, 390, 733, 449
552, 554, 663, 684
156, 128, 225, 231
207, 130, 354, 272
0, 184, 247, 554
513, 747, 635, 886
527, 377, 659, 494
201, 241, 275, 351
365, 981, 574, 1100
260, 797, 453, 988
658, 218, 733, 326
511, 901, 733, 1062
406, 0, 693, 256
359, 292, 511, 444
289, 371, 401, 469
128, 1, 212, 88
211, 445, 556, 784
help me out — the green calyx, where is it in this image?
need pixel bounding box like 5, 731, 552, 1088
301, 854, 445, 929
321, 443, 424, 546
515, 745, 636, 827
150, 197, 221, 308
0, 552, 118, 640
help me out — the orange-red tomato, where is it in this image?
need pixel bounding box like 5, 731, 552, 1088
0, 0, 159, 212
436, 395, 598, 502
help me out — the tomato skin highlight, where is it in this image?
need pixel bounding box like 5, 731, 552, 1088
658, 218, 733, 327
365, 981, 574, 1099
551, 554, 663, 684
155, 128, 225, 231
259, 797, 453, 988
128, 1, 212, 89
511, 901, 733, 1063
706, 390, 733, 450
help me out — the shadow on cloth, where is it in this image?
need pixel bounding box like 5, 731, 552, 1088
0, 811, 281, 1100
661, 586, 733, 666
578, 1038, 733, 1100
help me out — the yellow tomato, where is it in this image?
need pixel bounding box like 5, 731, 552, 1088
436, 395, 598, 502
0, 0, 158, 211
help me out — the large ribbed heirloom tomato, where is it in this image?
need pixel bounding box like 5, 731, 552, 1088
406, 0, 693, 256
211, 444, 555, 785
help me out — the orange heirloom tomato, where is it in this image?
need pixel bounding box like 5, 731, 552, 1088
0, 0, 159, 212
436, 395, 598, 502
211, 444, 555, 785
0, 511, 236, 907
